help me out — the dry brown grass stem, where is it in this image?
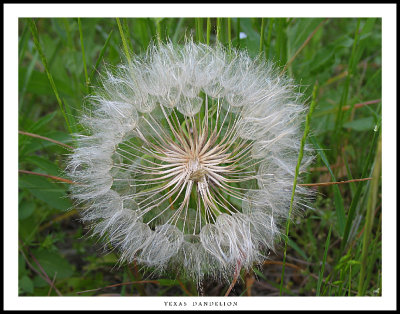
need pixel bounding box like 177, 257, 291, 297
39, 209, 78, 231
177, 280, 193, 296
75, 280, 160, 295
19, 130, 74, 150
19, 169, 76, 184
342, 99, 381, 111
264, 260, 302, 271
299, 177, 372, 187
18, 245, 63, 296
280, 18, 329, 75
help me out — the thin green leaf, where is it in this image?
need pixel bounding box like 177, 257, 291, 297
19, 51, 39, 109
317, 225, 332, 295
89, 29, 113, 82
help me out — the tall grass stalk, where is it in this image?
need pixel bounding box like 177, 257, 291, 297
358, 134, 381, 295
341, 123, 381, 251
279, 82, 318, 295
116, 18, 132, 65
216, 18, 222, 42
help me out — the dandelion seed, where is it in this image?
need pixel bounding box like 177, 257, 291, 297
67, 41, 313, 282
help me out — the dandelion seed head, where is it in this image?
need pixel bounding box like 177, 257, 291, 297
67, 41, 313, 283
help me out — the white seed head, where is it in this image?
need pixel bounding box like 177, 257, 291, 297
67, 41, 314, 283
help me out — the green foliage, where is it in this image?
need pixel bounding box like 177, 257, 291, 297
18, 17, 381, 296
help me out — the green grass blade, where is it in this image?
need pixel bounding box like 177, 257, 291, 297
173, 18, 185, 44
265, 18, 273, 59
122, 18, 134, 53
236, 18, 241, 48
206, 18, 211, 45
275, 18, 287, 67
317, 225, 332, 295
362, 213, 382, 295
259, 18, 266, 54
227, 18, 232, 51
358, 133, 381, 295
62, 98, 78, 135
18, 19, 30, 66
116, 18, 132, 65
19, 51, 38, 109
341, 123, 381, 250
310, 137, 346, 236
279, 82, 318, 295
155, 18, 162, 44
28, 18, 71, 132
89, 30, 113, 82
77, 18, 89, 93
196, 18, 204, 43
334, 19, 360, 146
216, 18, 222, 43
287, 237, 308, 261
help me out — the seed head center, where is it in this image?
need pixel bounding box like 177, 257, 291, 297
186, 157, 206, 182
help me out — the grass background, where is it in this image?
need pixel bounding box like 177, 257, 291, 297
18, 17, 382, 296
